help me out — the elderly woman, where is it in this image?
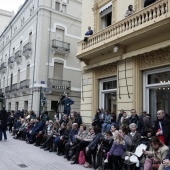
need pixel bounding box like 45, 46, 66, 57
143, 136, 169, 170
71, 126, 95, 165
128, 123, 141, 152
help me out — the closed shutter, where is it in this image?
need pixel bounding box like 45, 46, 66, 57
53, 62, 63, 80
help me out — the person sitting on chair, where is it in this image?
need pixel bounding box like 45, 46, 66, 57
84, 26, 93, 42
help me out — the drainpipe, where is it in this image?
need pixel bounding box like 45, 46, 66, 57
47, 0, 52, 89
81, 71, 84, 101
31, 0, 39, 110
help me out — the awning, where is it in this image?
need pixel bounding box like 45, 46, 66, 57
99, 2, 112, 13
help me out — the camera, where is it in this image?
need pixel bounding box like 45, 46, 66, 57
60, 94, 66, 101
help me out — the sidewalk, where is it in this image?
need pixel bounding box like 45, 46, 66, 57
0, 132, 93, 170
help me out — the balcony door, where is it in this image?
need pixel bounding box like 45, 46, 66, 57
53, 62, 63, 80
56, 28, 64, 48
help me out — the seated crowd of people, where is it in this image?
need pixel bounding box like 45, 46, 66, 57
7, 108, 170, 170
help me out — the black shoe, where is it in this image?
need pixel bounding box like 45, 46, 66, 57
40, 145, 46, 149
71, 162, 77, 165
44, 147, 50, 151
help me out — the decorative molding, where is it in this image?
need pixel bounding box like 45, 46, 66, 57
134, 0, 139, 12
95, 63, 117, 77
112, 0, 117, 24
140, 47, 170, 69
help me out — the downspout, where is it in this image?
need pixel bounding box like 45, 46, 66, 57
47, 0, 52, 88
31, 0, 39, 109
117, 61, 121, 99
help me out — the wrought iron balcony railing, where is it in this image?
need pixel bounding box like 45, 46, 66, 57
14, 50, 22, 63
52, 40, 70, 54
23, 42, 32, 58
48, 79, 71, 90
20, 79, 30, 89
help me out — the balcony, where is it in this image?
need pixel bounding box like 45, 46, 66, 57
52, 40, 70, 55
14, 50, 22, 64
48, 79, 71, 92
77, 0, 170, 63
23, 42, 32, 58
11, 83, 20, 91
1, 62, 7, 73
5, 86, 10, 94
20, 79, 30, 89
8, 57, 14, 68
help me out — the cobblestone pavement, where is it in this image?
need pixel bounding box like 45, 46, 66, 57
0, 133, 93, 170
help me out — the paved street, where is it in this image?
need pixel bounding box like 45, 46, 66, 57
0, 133, 93, 170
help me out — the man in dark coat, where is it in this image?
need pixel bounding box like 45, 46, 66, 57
128, 109, 141, 133
62, 94, 74, 116
0, 108, 8, 141
149, 110, 170, 146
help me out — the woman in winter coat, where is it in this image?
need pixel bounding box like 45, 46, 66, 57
143, 136, 169, 170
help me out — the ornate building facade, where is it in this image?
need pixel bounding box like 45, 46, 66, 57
0, 0, 82, 114
77, 0, 170, 123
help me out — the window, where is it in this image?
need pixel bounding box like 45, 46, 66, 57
13, 47, 15, 56
17, 69, 20, 82
62, 4, 66, 13
10, 74, 13, 91
143, 67, 170, 122
53, 62, 63, 80
26, 64, 30, 79
15, 102, 19, 111
24, 101, 28, 110
8, 102, 11, 111
100, 2, 112, 29
20, 41, 22, 51
29, 32, 32, 43
55, 2, 60, 11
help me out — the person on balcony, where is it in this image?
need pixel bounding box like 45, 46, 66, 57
144, 0, 156, 8
125, 5, 134, 17
84, 26, 93, 42
61, 94, 74, 116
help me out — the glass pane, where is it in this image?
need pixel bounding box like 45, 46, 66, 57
103, 80, 117, 90
104, 92, 117, 114
149, 87, 170, 122
148, 71, 170, 84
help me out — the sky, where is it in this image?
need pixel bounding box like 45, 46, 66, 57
0, 0, 25, 14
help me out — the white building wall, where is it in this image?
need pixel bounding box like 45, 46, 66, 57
0, 0, 82, 114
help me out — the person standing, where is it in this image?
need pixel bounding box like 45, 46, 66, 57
62, 94, 74, 116
0, 107, 8, 141
148, 110, 170, 146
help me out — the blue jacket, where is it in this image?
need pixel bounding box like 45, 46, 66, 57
85, 30, 93, 36
68, 129, 78, 143
32, 121, 44, 133
62, 98, 74, 110
109, 142, 125, 156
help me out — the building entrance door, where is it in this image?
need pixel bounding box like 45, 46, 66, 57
99, 77, 117, 114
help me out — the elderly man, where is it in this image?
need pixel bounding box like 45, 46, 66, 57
148, 110, 170, 146
128, 109, 141, 133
